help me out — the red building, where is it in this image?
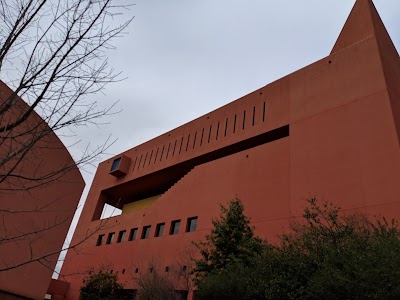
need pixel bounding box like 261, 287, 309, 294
60, 0, 400, 299
0, 81, 84, 299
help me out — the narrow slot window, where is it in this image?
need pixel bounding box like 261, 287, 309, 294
179, 137, 183, 154
148, 150, 153, 166
166, 142, 171, 159
216, 122, 220, 140
141, 226, 151, 239
142, 152, 148, 168
193, 132, 197, 149
96, 234, 105, 246
186, 134, 190, 152
186, 217, 198, 232
160, 145, 165, 161
172, 140, 177, 157
233, 114, 237, 133
155, 223, 165, 237
106, 232, 115, 244
170, 220, 181, 235
154, 148, 159, 163
263, 101, 266, 122
224, 118, 228, 136
129, 228, 138, 241
252, 106, 256, 126
208, 125, 212, 143
132, 157, 137, 171
137, 155, 143, 170
200, 128, 204, 146
242, 111, 246, 130
117, 230, 126, 243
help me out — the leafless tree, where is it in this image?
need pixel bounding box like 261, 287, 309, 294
0, 0, 132, 277
132, 248, 197, 300
0, 0, 132, 190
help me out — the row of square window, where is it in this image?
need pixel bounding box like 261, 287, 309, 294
96, 217, 198, 246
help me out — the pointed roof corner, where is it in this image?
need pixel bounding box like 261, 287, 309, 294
331, 0, 393, 54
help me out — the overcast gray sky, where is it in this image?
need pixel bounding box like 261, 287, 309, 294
56, 0, 400, 275
77, 0, 400, 160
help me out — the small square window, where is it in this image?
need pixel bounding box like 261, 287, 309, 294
165, 266, 169, 272
182, 265, 187, 272
170, 220, 180, 235
141, 226, 151, 239
135, 268, 139, 273
122, 269, 125, 274
129, 228, 138, 241
96, 234, 105, 246
186, 217, 198, 232
155, 223, 165, 237
117, 230, 126, 243
106, 232, 115, 244
110, 157, 121, 172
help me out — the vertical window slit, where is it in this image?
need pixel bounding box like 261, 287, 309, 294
148, 150, 153, 166
142, 152, 148, 168
263, 101, 266, 122
193, 132, 197, 149
154, 148, 159, 164
208, 125, 212, 143
160, 145, 165, 161
242, 110, 246, 130
216, 122, 220, 140
186, 134, 190, 152
252, 106, 256, 126
224, 118, 228, 136
172, 140, 177, 157
166, 142, 171, 159
137, 155, 143, 170
200, 128, 204, 146
179, 137, 183, 154
233, 114, 237, 133
132, 157, 137, 171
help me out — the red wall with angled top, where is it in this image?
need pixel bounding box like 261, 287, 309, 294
60, 1, 400, 299
0, 81, 84, 299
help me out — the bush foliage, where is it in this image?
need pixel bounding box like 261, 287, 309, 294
194, 198, 400, 300
80, 265, 124, 300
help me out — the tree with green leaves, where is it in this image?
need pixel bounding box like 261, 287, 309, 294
193, 197, 265, 283
80, 265, 124, 300
266, 198, 400, 300
195, 198, 400, 300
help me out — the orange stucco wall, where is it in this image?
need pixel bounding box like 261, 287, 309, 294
0, 82, 85, 299
60, 1, 400, 299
